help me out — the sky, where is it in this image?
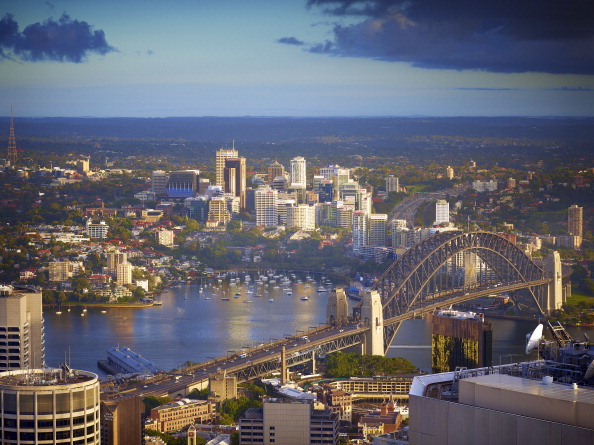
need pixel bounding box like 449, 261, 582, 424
1, 0, 593, 117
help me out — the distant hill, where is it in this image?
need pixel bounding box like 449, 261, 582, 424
2, 116, 593, 143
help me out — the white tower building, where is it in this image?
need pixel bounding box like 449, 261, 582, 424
435, 199, 450, 225
255, 187, 278, 227
352, 211, 368, 253
290, 156, 307, 189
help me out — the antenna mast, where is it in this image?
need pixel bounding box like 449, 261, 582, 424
7, 107, 17, 166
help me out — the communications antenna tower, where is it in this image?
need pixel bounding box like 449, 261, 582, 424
7, 107, 17, 166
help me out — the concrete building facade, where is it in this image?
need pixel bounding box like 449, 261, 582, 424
0, 286, 44, 371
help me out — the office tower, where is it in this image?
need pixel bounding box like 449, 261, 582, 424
277, 199, 296, 226
116, 262, 133, 286
209, 370, 237, 407
435, 199, 450, 225
0, 367, 100, 444
207, 197, 231, 224
223, 157, 246, 211
352, 211, 368, 253
318, 179, 334, 203
287, 204, 316, 231
239, 398, 338, 445
271, 175, 288, 191
368, 214, 388, 247
568, 204, 583, 237
255, 187, 278, 227
428, 309, 492, 373
268, 161, 285, 183
151, 170, 169, 197
446, 165, 454, 180
215, 145, 238, 187
165, 169, 200, 199
0, 286, 44, 371
185, 196, 210, 223
336, 205, 353, 230
100, 396, 144, 445
385, 175, 399, 193
290, 156, 307, 189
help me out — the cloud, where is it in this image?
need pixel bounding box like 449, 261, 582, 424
0, 13, 115, 63
304, 0, 594, 74
277, 36, 305, 46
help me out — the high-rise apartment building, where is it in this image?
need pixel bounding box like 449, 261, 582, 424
0, 286, 44, 371
391, 219, 409, 248
352, 211, 368, 253
223, 157, 246, 211
116, 262, 133, 286
568, 204, 583, 237
100, 396, 144, 445
368, 214, 387, 247
215, 146, 238, 187
48, 261, 83, 282
435, 199, 450, 225
255, 187, 278, 227
385, 175, 399, 193
267, 161, 285, 183
0, 367, 100, 444
85, 220, 108, 239
107, 250, 127, 275
290, 156, 307, 189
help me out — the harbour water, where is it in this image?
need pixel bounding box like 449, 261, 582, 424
43, 279, 594, 375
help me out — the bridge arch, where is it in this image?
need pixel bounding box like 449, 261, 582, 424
357, 231, 548, 352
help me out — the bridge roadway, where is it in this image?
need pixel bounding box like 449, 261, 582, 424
104, 280, 544, 399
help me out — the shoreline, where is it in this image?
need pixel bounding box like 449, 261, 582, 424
44, 301, 160, 309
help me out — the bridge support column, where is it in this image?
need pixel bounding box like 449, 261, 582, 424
545, 250, 563, 313
327, 287, 348, 327
361, 290, 384, 356
311, 354, 316, 374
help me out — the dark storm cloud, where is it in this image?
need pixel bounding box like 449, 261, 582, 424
0, 13, 115, 63
277, 37, 305, 46
305, 0, 594, 74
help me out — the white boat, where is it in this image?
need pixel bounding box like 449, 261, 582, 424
300, 296, 309, 301
286, 291, 292, 296
268, 298, 274, 302
55, 311, 62, 315
101, 310, 107, 314
205, 297, 211, 300
243, 300, 253, 303
317, 286, 328, 292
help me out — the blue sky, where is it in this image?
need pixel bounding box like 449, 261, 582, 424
1, 0, 593, 117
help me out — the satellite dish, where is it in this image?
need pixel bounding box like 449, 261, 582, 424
585, 360, 594, 380
525, 323, 544, 354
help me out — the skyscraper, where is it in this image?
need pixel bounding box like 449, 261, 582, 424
165, 170, 200, 199
255, 187, 278, 227
352, 211, 368, 253
0, 286, 44, 371
0, 366, 101, 444
290, 156, 307, 189
215, 145, 238, 187
223, 157, 246, 211
267, 161, 285, 183
568, 204, 583, 237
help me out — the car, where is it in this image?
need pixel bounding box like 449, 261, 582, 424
339, 329, 344, 332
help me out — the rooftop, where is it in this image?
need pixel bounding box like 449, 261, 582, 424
0, 368, 97, 388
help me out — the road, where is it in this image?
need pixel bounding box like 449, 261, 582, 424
388, 184, 467, 227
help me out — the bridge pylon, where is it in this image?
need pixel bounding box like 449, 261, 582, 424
327, 287, 348, 327
361, 290, 384, 356
545, 250, 564, 312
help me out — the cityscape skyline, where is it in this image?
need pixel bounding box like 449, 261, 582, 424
0, 0, 593, 117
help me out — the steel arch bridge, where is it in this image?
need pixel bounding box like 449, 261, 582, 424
355, 231, 551, 354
